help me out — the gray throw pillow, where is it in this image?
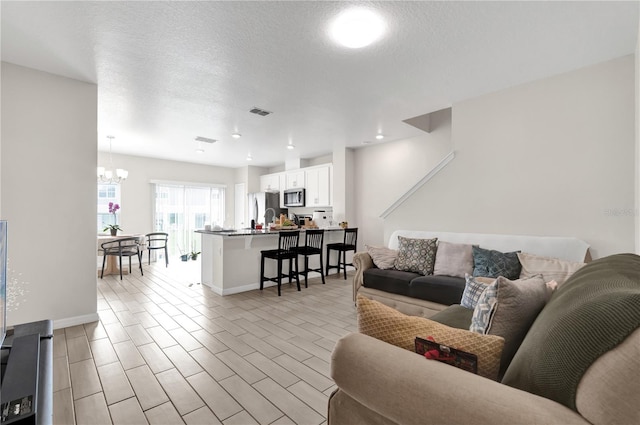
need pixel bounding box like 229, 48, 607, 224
472, 246, 522, 279
433, 241, 474, 278
470, 275, 548, 376
366, 245, 398, 270
394, 236, 438, 275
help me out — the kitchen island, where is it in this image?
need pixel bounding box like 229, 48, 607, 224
196, 228, 346, 295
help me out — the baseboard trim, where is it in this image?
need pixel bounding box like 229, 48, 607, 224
53, 312, 100, 330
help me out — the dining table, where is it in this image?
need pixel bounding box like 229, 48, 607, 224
97, 233, 146, 277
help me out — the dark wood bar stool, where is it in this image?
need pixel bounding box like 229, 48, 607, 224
326, 228, 358, 279
294, 229, 325, 287
260, 231, 301, 296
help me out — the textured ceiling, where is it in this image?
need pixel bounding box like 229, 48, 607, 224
2, 1, 638, 168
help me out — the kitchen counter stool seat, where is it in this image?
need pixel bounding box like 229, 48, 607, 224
326, 228, 358, 279
260, 231, 301, 296
294, 229, 325, 287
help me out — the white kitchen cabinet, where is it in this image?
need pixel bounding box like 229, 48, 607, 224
285, 170, 305, 189
305, 165, 332, 207
260, 173, 283, 193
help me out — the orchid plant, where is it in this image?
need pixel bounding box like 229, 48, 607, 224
103, 202, 122, 232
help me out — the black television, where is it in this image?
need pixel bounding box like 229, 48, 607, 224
0, 220, 6, 347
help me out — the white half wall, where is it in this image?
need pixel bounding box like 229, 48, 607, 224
353, 108, 453, 248
1, 62, 98, 327
382, 56, 635, 259
97, 152, 238, 234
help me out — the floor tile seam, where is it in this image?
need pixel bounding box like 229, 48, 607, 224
217, 374, 285, 425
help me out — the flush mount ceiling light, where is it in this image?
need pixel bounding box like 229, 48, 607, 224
231, 133, 241, 139
246, 153, 253, 161
329, 8, 386, 48
376, 133, 384, 140
98, 135, 128, 183
287, 141, 295, 150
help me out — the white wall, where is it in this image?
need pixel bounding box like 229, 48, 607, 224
635, 21, 639, 254
353, 108, 453, 248
1, 62, 98, 327
379, 56, 635, 259
98, 153, 238, 233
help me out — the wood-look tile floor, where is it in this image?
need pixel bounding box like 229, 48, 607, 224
53, 260, 357, 425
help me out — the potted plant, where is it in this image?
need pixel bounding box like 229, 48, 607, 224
190, 251, 201, 260
103, 202, 122, 235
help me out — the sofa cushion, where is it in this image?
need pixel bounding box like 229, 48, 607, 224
433, 241, 474, 278
394, 236, 438, 275
429, 304, 474, 330
470, 275, 548, 377
502, 253, 640, 411
472, 246, 521, 279
408, 275, 466, 306
356, 295, 504, 380
366, 245, 398, 270
517, 252, 585, 285
362, 268, 419, 297
460, 274, 494, 309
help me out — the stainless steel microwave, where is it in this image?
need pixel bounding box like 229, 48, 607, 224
283, 188, 305, 207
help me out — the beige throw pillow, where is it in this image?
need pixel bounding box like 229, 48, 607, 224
357, 295, 505, 380
518, 252, 585, 285
366, 245, 398, 270
433, 241, 474, 278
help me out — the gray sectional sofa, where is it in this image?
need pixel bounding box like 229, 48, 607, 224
353, 230, 591, 318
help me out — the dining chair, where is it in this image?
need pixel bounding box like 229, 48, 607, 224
294, 229, 325, 287
145, 232, 169, 267
260, 231, 300, 296
100, 237, 143, 280
326, 228, 358, 279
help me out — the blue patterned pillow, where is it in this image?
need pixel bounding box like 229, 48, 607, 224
469, 280, 498, 333
472, 246, 521, 279
461, 274, 494, 309
394, 236, 438, 275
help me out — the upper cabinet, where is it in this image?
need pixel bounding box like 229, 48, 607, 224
285, 170, 305, 189
260, 172, 283, 193
305, 164, 332, 207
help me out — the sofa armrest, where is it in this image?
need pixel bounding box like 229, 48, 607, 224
352, 252, 374, 302
330, 333, 590, 425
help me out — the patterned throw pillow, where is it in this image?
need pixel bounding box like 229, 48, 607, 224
469, 280, 499, 333
472, 246, 522, 279
366, 245, 398, 270
461, 274, 495, 309
394, 236, 438, 275
357, 295, 504, 380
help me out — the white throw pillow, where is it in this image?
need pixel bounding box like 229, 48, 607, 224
366, 245, 398, 270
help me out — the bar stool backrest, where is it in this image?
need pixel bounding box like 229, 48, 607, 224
279, 231, 300, 253
305, 229, 324, 250
343, 228, 358, 248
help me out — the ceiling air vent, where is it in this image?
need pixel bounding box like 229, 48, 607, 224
195, 136, 217, 144
249, 107, 272, 117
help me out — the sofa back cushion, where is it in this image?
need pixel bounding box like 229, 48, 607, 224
502, 253, 640, 412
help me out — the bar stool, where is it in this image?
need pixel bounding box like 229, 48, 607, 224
260, 231, 301, 296
326, 228, 358, 279
294, 229, 325, 287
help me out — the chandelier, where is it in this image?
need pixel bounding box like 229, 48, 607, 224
97, 135, 128, 183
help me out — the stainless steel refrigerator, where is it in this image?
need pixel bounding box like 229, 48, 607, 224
247, 192, 288, 227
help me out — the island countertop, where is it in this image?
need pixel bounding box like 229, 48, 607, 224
195, 227, 344, 237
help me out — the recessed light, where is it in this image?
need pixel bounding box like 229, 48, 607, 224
362, 141, 372, 145
287, 141, 295, 150
232, 133, 241, 139
329, 8, 386, 48
195, 148, 205, 154
246, 154, 253, 161
376, 134, 384, 140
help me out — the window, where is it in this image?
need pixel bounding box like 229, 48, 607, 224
153, 183, 225, 257
97, 183, 121, 232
